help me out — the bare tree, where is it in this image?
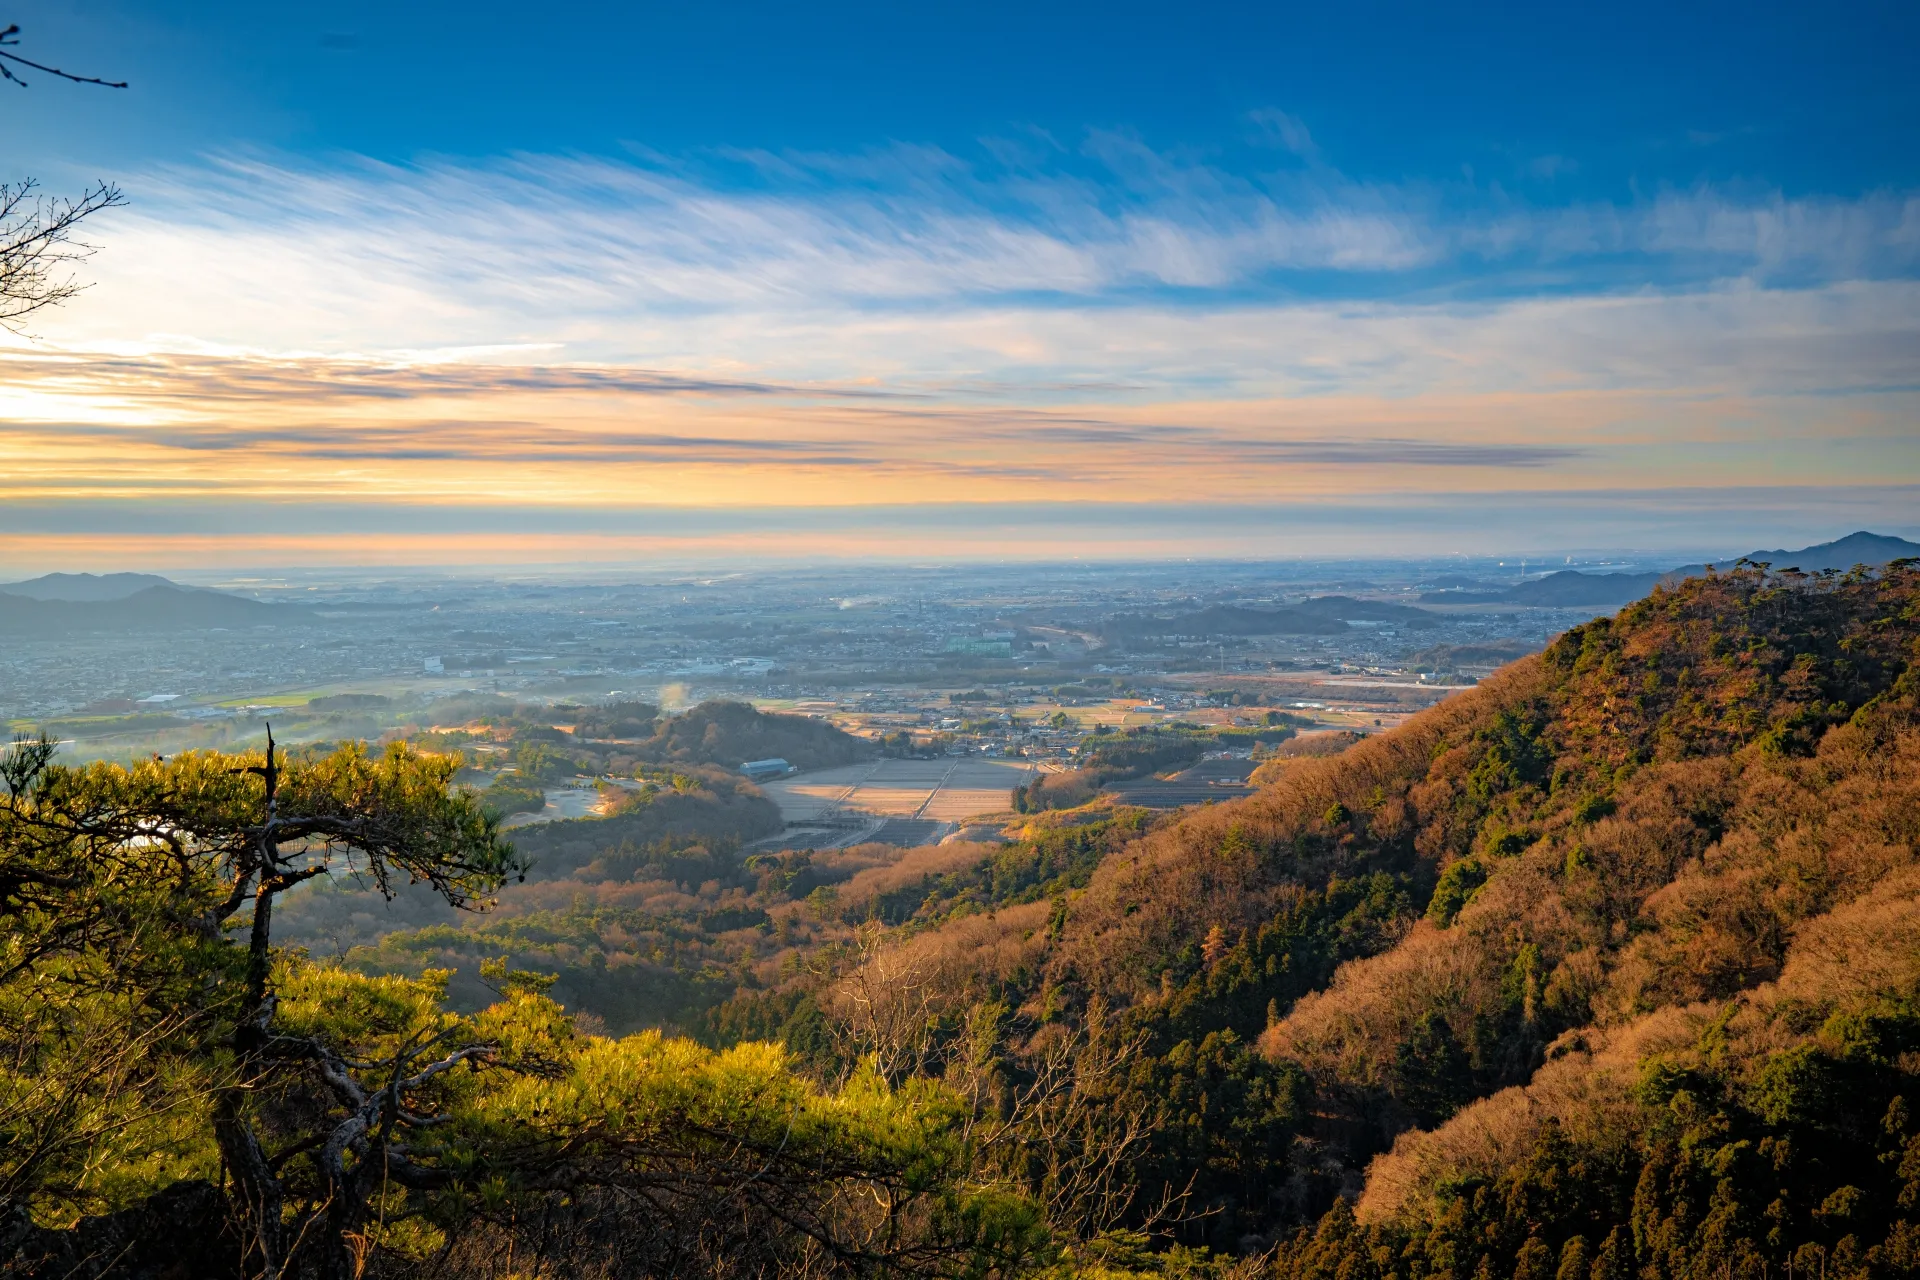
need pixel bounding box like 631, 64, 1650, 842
827, 924, 954, 1083
0, 25, 127, 331
951, 1001, 1195, 1242
0, 180, 125, 331
830, 930, 1200, 1244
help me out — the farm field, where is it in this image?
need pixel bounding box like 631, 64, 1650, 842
759, 756, 1037, 833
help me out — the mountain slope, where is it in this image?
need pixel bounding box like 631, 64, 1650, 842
1250, 561, 1920, 1111
1242, 563, 1920, 1275
827, 563, 1920, 1254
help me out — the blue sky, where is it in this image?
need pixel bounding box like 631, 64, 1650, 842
17, 0, 1919, 199
1, 1, 1916, 568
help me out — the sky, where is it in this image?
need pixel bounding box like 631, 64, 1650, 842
1, 0, 1916, 570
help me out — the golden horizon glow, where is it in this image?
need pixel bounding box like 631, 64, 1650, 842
4, 342, 1913, 514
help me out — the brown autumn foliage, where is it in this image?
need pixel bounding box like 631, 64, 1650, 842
822, 563, 1920, 1259
1260, 562, 1920, 1149
1248, 730, 1366, 785
1355, 859, 1920, 1226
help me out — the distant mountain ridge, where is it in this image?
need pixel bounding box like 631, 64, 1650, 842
0, 580, 302, 636
0, 572, 184, 602
1422, 531, 1920, 609
1665, 528, 1920, 579
1420, 570, 1664, 608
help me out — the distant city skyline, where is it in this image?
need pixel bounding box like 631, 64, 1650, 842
3, 0, 1916, 568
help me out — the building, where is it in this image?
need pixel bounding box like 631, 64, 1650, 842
740, 757, 795, 781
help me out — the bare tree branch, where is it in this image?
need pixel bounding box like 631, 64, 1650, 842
0, 24, 127, 88
0, 179, 126, 331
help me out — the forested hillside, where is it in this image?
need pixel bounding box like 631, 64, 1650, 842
790, 562, 1920, 1271
1255, 562, 1920, 1280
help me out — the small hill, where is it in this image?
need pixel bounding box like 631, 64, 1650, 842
1506, 567, 1665, 606
1422, 569, 1664, 607
1286, 594, 1433, 623
637, 700, 870, 771
0, 584, 301, 635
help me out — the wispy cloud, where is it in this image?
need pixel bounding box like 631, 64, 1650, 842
52, 142, 1920, 359
5, 335, 1912, 515
0, 347, 832, 405
1247, 110, 1322, 162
